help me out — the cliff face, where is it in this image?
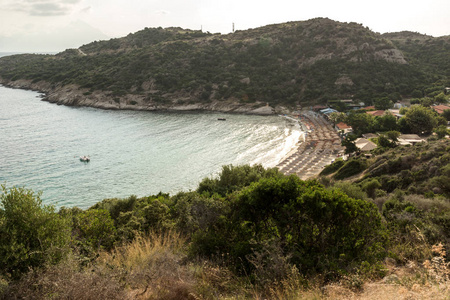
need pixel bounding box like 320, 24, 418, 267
0, 77, 279, 114
0, 18, 448, 111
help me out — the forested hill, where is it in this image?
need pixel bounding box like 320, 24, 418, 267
0, 18, 449, 112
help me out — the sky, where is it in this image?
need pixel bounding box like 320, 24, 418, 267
0, 0, 449, 52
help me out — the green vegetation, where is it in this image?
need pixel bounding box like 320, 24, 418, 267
1, 157, 450, 298
0, 185, 71, 279
341, 103, 447, 138
0, 18, 449, 299
0, 18, 448, 108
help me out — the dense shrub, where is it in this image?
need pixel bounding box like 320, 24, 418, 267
191, 176, 387, 277
320, 158, 345, 176
197, 164, 282, 196
333, 159, 367, 180
74, 209, 117, 251
0, 186, 71, 278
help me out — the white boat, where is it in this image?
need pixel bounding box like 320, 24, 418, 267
80, 156, 90, 162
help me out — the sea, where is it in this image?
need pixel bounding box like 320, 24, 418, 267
0, 71, 302, 209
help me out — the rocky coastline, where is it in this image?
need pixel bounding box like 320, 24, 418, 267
0, 77, 289, 115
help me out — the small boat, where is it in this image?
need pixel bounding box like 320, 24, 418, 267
80, 156, 90, 162
218, 118, 226, 121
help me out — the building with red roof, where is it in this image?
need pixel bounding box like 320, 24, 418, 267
366, 110, 386, 117
335, 122, 353, 134
432, 105, 450, 114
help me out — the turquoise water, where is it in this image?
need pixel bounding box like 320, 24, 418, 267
0, 85, 301, 208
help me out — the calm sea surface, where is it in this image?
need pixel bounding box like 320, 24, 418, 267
0, 85, 301, 208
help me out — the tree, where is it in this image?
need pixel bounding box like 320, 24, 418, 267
404, 105, 438, 135
191, 176, 387, 276
328, 111, 346, 125
385, 130, 401, 141
442, 109, 450, 121
434, 92, 448, 104
341, 134, 359, 154
374, 97, 393, 110
411, 89, 423, 98
377, 135, 396, 148
345, 111, 374, 135
435, 125, 449, 139
75, 209, 117, 251
0, 186, 71, 278
373, 113, 398, 132
362, 178, 382, 199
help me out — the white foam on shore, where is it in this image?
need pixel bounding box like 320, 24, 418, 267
242, 116, 304, 168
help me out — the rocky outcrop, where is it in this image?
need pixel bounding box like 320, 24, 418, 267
374, 49, 407, 64
0, 77, 280, 115
334, 75, 354, 86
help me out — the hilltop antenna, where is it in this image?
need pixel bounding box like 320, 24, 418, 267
232, 22, 235, 33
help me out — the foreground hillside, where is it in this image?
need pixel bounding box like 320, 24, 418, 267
0, 18, 449, 113
1, 137, 450, 298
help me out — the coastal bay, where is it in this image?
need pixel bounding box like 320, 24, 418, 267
0, 85, 300, 208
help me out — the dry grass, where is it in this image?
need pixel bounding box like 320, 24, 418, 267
1, 254, 128, 300
3, 233, 450, 299
319, 243, 450, 300
98, 231, 197, 299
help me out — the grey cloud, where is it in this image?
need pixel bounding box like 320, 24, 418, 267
9, 0, 81, 16
30, 3, 67, 16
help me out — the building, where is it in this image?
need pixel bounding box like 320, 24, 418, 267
432, 104, 450, 115
354, 138, 377, 151
312, 105, 328, 111
366, 110, 386, 117
335, 122, 353, 134
319, 108, 339, 119
362, 133, 378, 139
397, 134, 425, 145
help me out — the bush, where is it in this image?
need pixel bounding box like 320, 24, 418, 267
333, 159, 367, 180
197, 164, 282, 196
74, 209, 117, 251
320, 159, 345, 176
191, 176, 388, 276
0, 186, 71, 278
362, 178, 382, 199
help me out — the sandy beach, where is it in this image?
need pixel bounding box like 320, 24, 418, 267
277, 111, 344, 180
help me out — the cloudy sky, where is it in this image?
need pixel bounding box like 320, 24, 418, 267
0, 0, 449, 52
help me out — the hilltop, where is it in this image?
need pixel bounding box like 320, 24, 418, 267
0, 18, 449, 113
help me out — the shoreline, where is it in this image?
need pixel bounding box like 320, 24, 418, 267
0, 81, 341, 180
0, 79, 290, 116
276, 111, 344, 180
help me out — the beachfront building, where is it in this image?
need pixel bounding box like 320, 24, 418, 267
432, 104, 450, 115
388, 109, 404, 119
335, 122, 353, 135
362, 133, 378, 139
365, 110, 386, 117
397, 134, 425, 145
354, 138, 377, 152
312, 105, 328, 112
319, 108, 338, 120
